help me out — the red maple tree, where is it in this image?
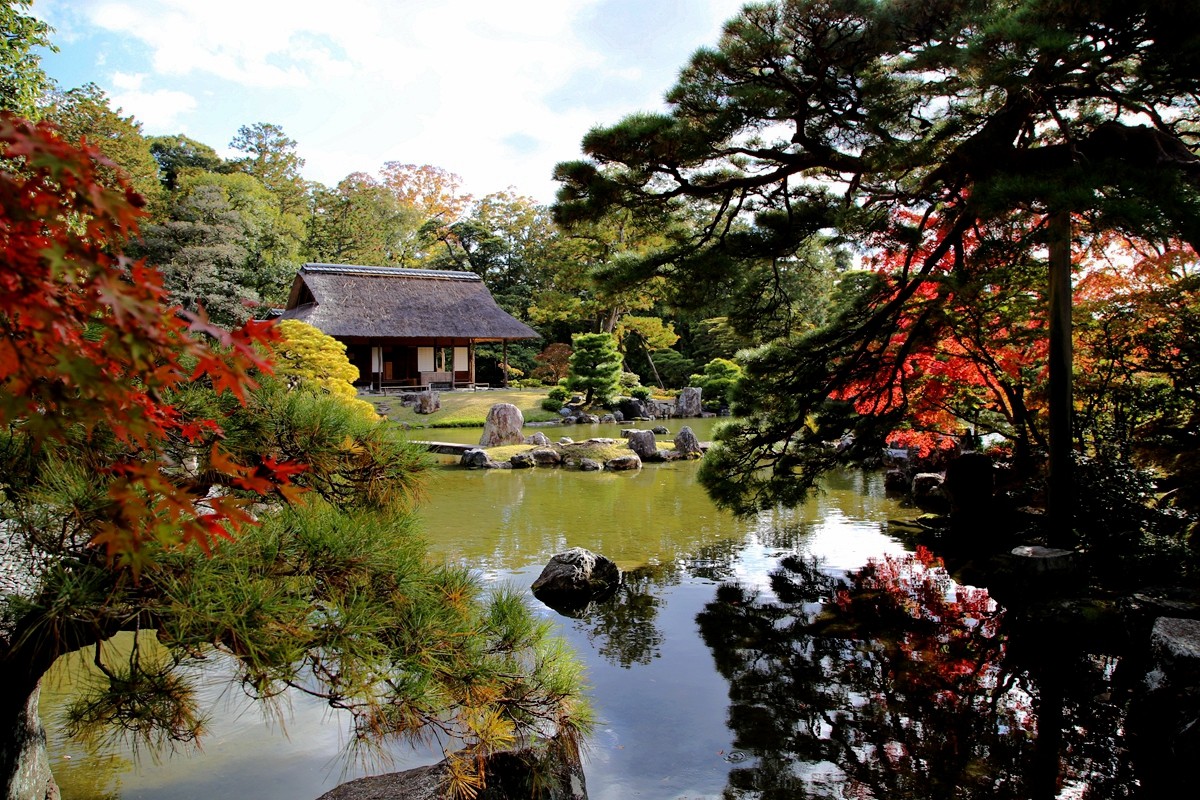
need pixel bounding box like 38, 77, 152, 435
0, 113, 302, 573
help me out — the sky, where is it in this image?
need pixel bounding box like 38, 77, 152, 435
33, 0, 752, 205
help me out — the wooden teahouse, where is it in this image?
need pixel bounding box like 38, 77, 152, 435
278, 263, 540, 390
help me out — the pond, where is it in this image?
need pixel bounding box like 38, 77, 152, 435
40, 419, 1142, 799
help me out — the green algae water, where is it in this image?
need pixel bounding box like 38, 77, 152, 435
39, 419, 1141, 799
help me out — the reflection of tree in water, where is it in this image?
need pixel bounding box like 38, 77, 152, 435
575, 565, 674, 668
698, 549, 1137, 799
574, 536, 763, 669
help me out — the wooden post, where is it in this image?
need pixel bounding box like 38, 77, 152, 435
502, 340, 509, 388
1047, 209, 1074, 542
468, 342, 476, 386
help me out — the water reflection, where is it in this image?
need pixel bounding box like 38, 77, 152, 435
697, 549, 1138, 799
575, 566, 669, 668
42, 454, 922, 800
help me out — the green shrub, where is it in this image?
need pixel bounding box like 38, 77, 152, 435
631, 386, 653, 401
689, 357, 744, 408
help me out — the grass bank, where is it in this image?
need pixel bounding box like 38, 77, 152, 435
362, 388, 561, 428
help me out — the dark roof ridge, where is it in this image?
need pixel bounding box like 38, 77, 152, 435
300, 263, 481, 282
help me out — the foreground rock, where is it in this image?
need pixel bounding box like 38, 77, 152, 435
1129, 617, 1200, 794
316, 740, 587, 800
531, 548, 621, 615
480, 403, 524, 447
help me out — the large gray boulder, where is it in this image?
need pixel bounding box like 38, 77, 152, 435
414, 390, 440, 415
676, 387, 702, 417
531, 547, 621, 615
673, 426, 703, 458
626, 430, 660, 461
480, 403, 524, 447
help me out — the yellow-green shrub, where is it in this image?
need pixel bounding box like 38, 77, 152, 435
269, 320, 377, 418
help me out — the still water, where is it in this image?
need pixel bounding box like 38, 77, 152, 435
39, 420, 1138, 799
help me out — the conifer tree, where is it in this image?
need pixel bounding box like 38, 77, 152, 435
555, 0, 1200, 516
566, 332, 623, 405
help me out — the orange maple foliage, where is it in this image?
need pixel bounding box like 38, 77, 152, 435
833, 211, 1052, 457
0, 113, 304, 572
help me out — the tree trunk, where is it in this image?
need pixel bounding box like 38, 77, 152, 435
0, 678, 59, 800
1047, 210, 1074, 543
502, 340, 509, 388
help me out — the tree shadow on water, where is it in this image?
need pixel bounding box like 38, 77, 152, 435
572, 565, 672, 668
697, 550, 1140, 800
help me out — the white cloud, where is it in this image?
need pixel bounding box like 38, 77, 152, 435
108, 71, 198, 130
40, 0, 752, 203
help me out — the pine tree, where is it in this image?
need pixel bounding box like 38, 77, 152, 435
566, 332, 623, 405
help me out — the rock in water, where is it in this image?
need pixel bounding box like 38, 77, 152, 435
626, 429, 660, 461
532, 547, 621, 615
1130, 617, 1200, 794
605, 454, 642, 471
480, 403, 524, 447
676, 387, 702, 417
461, 448, 492, 469
674, 426, 703, 457
910, 472, 948, 513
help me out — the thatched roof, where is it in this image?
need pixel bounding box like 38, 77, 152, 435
281, 264, 540, 342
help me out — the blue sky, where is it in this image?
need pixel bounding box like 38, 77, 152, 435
33, 0, 750, 204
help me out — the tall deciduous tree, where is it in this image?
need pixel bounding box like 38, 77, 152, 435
426, 190, 559, 317
229, 122, 308, 216
306, 171, 421, 266
0, 0, 53, 117
44, 83, 162, 209
555, 0, 1200, 520
380, 162, 472, 224
148, 133, 224, 191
